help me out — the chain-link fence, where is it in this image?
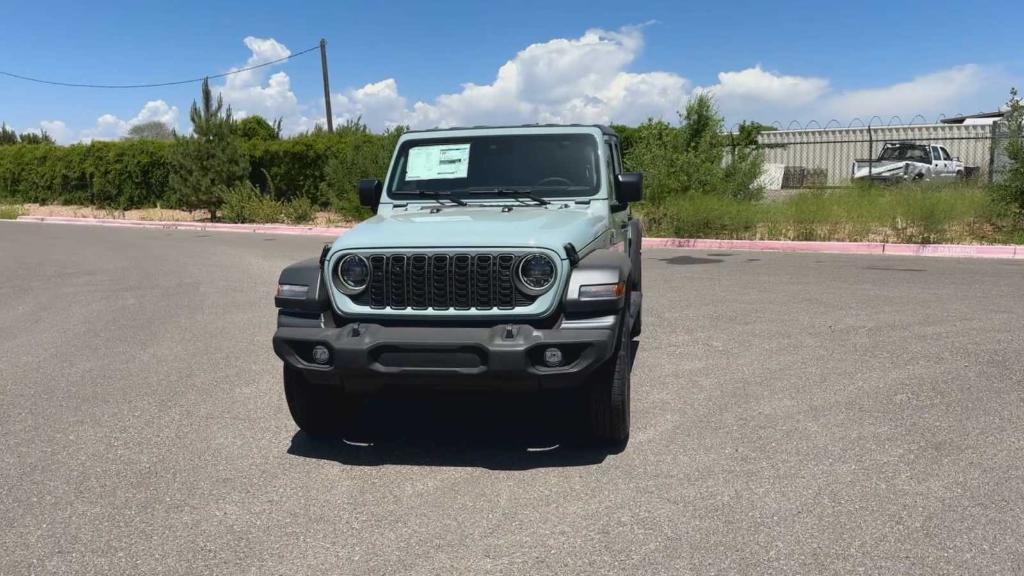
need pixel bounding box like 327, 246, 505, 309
729, 117, 1013, 197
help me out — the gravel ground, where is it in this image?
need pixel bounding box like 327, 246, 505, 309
11, 204, 354, 227
1, 222, 1022, 575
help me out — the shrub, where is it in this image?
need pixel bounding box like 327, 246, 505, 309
636, 183, 1016, 244
284, 196, 316, 224
623, 94, 764, 206
0, 203, 23, 219
236, 115, 280, 142
0, 140, 174, 208
992, 88, 1024, 224
220, 183, 285, 223
0, 127, 399, 217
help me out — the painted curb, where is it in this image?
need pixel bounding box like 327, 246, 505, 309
644, 237, 1020, 259
14, 215, 1021, 260
643, 238, 887, 256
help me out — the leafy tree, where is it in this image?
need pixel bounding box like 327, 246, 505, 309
235, 115, 280, 141
993, 87, 1024, 224
17, 130, 55, 145
1, 123, 18, 145
733, 121, 774, 147
622, 93, 764, 205
610, 124, 640, 157
125, 121, 175, 141
168, 77, 248, 219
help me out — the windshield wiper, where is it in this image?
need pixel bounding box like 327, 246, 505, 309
461, 187, 550, 205
410, 190, 467, 206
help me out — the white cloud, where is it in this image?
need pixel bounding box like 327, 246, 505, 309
186, 32, 1014, 135
706, 66, 829, 107
325, 26, 690, 130
23, 31, 1016, 144
78, 100, 179, 142
79, 114, 127, 142
331, 78, 409, 129
131, 100, 179, 127
33, 120, 74, 144
823, 65, 990, 120
215, 36, 302, 130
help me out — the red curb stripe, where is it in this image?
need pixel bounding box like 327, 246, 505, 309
14, 216, 1022, 260
642, 237, 1020, 260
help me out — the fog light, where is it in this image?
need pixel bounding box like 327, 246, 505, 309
543, 347, 563, 367
311, 345, 331, 365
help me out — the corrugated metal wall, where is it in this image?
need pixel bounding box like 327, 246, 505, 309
755, 123, 995, 187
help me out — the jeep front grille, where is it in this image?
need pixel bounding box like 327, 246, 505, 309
356, 253, 536, 311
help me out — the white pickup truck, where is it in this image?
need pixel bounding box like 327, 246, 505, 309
852, 142, 965, 183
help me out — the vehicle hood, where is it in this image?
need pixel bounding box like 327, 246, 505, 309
332, 205, 607, 258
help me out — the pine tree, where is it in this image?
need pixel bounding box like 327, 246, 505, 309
169, 78, 248, 220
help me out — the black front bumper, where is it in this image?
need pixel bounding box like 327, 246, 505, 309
273, 318, 619, 392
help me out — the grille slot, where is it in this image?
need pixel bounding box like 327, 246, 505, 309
430, 255, 450, 309
496, 254, 516, 309
452, 254, 472, 309
388, 255, 407, 309
368, 255, 387, 309
474, 255, 494, 309
359, 252, 541, 311
409, 254, 429, 309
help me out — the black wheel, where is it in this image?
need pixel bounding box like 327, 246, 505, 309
283, 365, 349, 439
587, 306, 632, 449
630, 305, 643, 338
628, 219, 643, 338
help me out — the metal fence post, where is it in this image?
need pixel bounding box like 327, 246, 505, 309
868, 125, 873, 179
987, 123, 997, 184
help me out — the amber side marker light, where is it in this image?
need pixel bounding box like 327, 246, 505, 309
277, 284, 309, 299
578, 282, 625, 301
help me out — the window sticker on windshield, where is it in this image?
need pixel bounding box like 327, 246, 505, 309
406, 144, 470, 180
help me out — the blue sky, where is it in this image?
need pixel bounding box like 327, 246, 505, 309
1, 0, 1020, 143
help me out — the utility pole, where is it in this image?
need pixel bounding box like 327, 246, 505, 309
319, 38, 334, 133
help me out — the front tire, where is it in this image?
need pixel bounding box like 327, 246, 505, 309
283, 365, 349, 439
630, 299, 642, 338
588, 306, 632, 450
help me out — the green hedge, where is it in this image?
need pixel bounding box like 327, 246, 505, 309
0, 141, 174, 208
0, 129, 401, 217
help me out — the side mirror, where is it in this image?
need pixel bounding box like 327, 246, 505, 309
615, 173, 643, 203
357, 179, 383, 211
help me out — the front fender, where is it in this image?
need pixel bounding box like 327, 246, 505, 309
562, 248, 631, 314
274, 258, 330, 313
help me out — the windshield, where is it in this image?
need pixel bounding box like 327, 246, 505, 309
878, 144, 930, 162
387, 133, 602, 200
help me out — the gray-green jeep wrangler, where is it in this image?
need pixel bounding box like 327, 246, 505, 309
273, 125, 643, 448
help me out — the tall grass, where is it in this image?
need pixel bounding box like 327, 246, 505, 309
638, 183, 1022, 244
0, 203, 23, 220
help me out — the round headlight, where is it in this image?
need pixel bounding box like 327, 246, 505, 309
515, 253, 556, 295
336, 254, 369, 294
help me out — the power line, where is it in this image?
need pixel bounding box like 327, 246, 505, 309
0, 44, 320, 89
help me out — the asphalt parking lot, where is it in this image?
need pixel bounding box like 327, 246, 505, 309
1, 222, 1023, 575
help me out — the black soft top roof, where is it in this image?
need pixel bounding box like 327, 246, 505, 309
405, 124, 619, 137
